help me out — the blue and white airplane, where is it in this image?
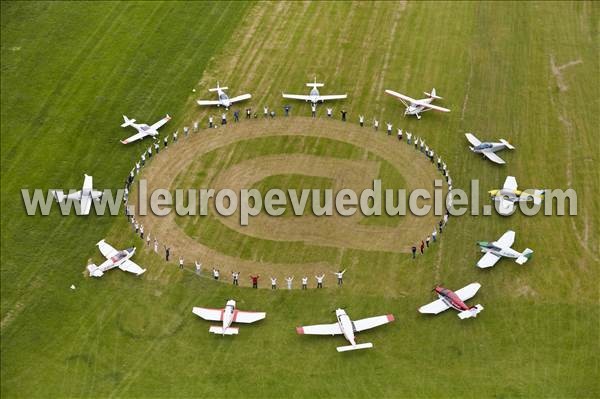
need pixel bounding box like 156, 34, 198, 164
196, 82, 251, 109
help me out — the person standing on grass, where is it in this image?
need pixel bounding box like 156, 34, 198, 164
233, 110, 239, 122
406, 131, 412, 145
179, 256, 184, 270
184, 126, 189, 137
327, 107, 333, 118
263, 106, 269, 118
250, 274, 259, 289
135, 161, 140, 174
141, 153, 146, 167
232, 271, 239, 285
284, 105, 290, 116
285, 276, 294, 290
301, 276, 308, 290
147, 145, 152, 159
332, 269, 346, 286
221, 113, 227, 125
246, 108, 251, 119
420, 240, 425, 254
411, 245, 417, 259
173, 130, 178, 142
195, 261, 202, 275
139, 224, 144, 239
270, 276, 277, 290
311, 103, 316, 118
315, 274, 325, 288
164, 135, 169, 148
146, 233, 151, 247
373, 119, 379, 131
164, 246, 170, 261
193, 121, 199, 132
397, 128, 403, 141
154, 141, 160, 154
213, 268, 220, 280
134, 221, 139, 234
426, 235, 431, 248
208, 115, 214, 128
432, 228, 437, 243
340, 109, 347, 121
359, 115, 364, 127
386, 122, 392, 136
154, 238, 158, 253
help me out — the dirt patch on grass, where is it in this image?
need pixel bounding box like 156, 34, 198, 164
132, 117, 444, 286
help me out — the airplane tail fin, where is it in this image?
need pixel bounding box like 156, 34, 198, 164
336, 343, 373, 352
499, 139, 515, 150
458, 304, 484, 319
120, 115, 136, 127
209, 82, 227, 92
87, 264, 104, 278
516, 248, 534, 265
209, 326, 239, 335
424, 88, 442, 99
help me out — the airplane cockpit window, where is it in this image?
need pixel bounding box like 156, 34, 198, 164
219, 93, 228, 101
141, 125, 150, 131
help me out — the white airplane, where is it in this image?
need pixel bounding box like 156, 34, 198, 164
419, 283, 483, 320
282, 77, 347, 104
384, 88, 450, 119
476, 230, 533, 268
465, 133, 515, 164
296, 308, 395, 352
120, 114, 171, 144
51, 174, 102, 215
489, 176, 544, 216
196, 82, 251, 109
192, 299, 265, 336
86, 239, 146, 277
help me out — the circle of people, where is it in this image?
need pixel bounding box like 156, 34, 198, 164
123, 104, 454, 287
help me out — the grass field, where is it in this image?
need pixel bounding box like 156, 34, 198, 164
1, 1, 599, 398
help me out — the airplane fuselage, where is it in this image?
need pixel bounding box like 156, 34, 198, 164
477, 242, 521, 259
218, 90, 230, 108
131, 123, 158, 137
309, 87, 320, 104
222, 300, 236, 331
434, 287, 470, 312
335, 309, 357, 346
405, 98, 434, 117
471, 142, 505, 154
98, 248, 135, 272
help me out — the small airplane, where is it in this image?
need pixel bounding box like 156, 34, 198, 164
465, 133, 515, 164
120, 114, 171, 144
384, 88, 450, 119
51, 174, 102, 215
196, 82, 251, 109
489, 176, 544, 216
419, 283, 483, 320
192, 299, 266, 336
296, 308, 394, 352
476, 230, 533, 268
282, 77, 347, 104
86, 239, 146, 277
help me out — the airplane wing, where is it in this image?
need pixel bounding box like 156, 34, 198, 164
418, 299, 450, 315
454, 283, 481, 302
82, 174, 93, 191
79, 195, 92, 215
97, 239, 119, 259
228, 93, 252, 104
118, 259, 146, 275
503, 176, 518, 191
233, 310, 266, 324
150, 115, 171, 131
476, 252, 502, 268
317, 94, 347, 101
120, 131, 148, 144
296, 323, 343, 335
413, 100, 451, 113
282, 93, 312, 101
483, 151, 506, 164
352, 314, 394, 332
465, 133, 481, 146
196, 100, 221, 106
192, 307, 223, 321
384, 89, 415, 107
495, 230, 516, 247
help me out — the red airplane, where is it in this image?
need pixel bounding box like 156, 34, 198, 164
419, 283, 484, 320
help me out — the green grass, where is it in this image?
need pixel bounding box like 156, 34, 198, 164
2, 1, 599, 398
